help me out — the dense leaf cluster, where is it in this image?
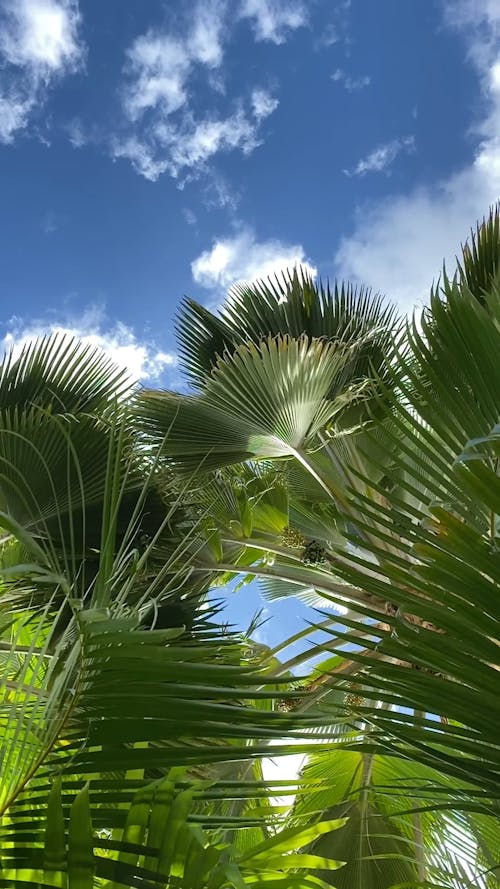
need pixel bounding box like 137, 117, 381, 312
1, 208, 500, 887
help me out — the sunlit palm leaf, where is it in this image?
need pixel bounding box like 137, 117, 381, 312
294, 748, 499, 889
177, 270, 398, 393
0, 419, 346, 888
137, 335, 373, 479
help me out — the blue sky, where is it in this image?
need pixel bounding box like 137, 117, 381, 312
0, 0, 499, 645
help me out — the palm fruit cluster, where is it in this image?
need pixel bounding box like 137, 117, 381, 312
301, 539, 328, 566
281, 525, 306, 548
345, 682, 365, 711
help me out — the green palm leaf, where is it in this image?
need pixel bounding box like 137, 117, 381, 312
0, 333, 131, 412
455, 203, 500, 304
137, 334, 379, 483
177, 271, 398, 391
0, 415, 346, 888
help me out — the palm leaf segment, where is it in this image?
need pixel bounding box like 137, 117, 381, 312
0, 334, 210, 619
293, 747, 500, 889
0, 603, 345, 887
138, 276, 400, 479
177, 271, 397, 392
135, 274, 401, 621
138, 334, 374, 476
456, 203, 500, 303
0, 333, 133, 550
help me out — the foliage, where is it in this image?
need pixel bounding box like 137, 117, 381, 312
3, 209, 500, 886
0, 339, 344, 887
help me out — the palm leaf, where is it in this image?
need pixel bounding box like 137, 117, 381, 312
177, 271, 398, 392
0, 333, 131, 412
454, 203, 500, 303
136, 335, 373, 479
293, 747, 498, 888
0, 417, 348, 888
298, 283, 500, 806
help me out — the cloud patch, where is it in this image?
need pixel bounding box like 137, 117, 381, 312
0, 305, 177, 383
112, 102, 276, 182
331, 68, 371, 92
239, 0, 307, 44
251, 87, 279, 121
0, 0, 84, 143
344, 136, 415, 177
113, 3, 279, 183
191, 228, 316, 293
334, 4, 500, 311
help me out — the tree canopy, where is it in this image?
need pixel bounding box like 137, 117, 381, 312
1, 207, 500, 888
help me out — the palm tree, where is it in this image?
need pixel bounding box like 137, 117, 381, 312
0, 334, 348, 887
136, 207, 500, 885
3, 207, 500, 886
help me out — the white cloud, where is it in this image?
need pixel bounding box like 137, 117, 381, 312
251, 87, 279, 121
317, 23, 339, 48
315, 1, 351, 51
334, 6, 500, 313
344, 136, 415, 177
112, 104, 267, 182
239, 0, 307, 44
191, 228, 317, 292
120, 2, 227, 124
0, 0, 84, 143
111, 135, 169, 182
114, 3, 279, 183
187, 1, 226, 66
123, 33, 192, 121
442, 0, 500, 34
0, 0, 82, 71
202, 172, 241, 211
182, 207, 197, 225
0, 93, 32, 142
169, 108, 263, 169
0, 306, 177, 383
65, 115, 86, 147
331, 67, 371, 92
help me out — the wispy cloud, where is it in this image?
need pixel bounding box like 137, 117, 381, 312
315, 1, 351, 51
41, 208, 66, 234
202, 172, 241, 211
335, 3, 500, 311
182, 207, 197, 226
120, 2, 227, 123
191, 228, 316, 293
122, 31, 193, 122
66, 116, 86, 147
331, 67, 371, 92
112, 3, 279, 185
344, 136, 415, 177
0, 305, 177, 383
239, 0, 307, 44
251, 87, 279, 121
112, 103, 274, 182
0, 0, 84, 143
317, 23, 339, 48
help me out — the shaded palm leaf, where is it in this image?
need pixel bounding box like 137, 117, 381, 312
0, 333, 131, 412
455, 203, 500, 304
